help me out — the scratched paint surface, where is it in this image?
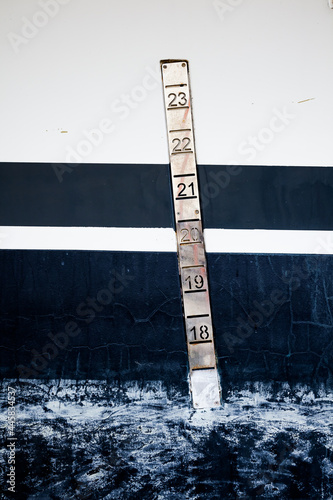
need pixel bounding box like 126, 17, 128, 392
1, 251, 333, 497
0, 380, 332, 499
1, 251, 332, 391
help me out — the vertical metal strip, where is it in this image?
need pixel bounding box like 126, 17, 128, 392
160, 59, 221, 408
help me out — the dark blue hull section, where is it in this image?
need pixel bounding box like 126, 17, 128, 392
1, 250, 332, 395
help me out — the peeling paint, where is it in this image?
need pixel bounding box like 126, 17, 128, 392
1, 379, 332, 498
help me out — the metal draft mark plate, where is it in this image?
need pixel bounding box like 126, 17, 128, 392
160, 59, 221, 409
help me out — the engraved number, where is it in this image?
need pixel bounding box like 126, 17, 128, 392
190, 325, 210, 341
172, 137, 192, 154
178, 92, 187, 106
177, 182, 195, 197
168, 92, 188, 107
180, 227, 200, 243
199, 325, 209, 340
168, 93, 177, 107
185, 274, 204, 290
182, 137, 191, 150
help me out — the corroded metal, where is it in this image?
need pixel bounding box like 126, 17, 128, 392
161, 60, 221, 408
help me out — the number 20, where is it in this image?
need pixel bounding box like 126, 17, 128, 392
180, 227, 200, 243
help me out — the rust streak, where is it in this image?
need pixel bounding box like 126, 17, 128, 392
297, 98, 315, 104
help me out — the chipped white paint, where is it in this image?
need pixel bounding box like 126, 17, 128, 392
1, 379, 332, 497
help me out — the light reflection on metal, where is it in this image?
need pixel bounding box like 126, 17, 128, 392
161, 60, 221, 409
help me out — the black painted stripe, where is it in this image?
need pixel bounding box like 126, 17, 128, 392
0, 163, 173, 228
0, 163, 333, 230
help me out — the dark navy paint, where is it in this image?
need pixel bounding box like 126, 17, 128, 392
1, 163, 333, 229
1, 250, 332, 395
1, 162, 333, 498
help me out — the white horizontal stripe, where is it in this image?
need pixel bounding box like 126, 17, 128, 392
204, 229, 333, 255
0, 227, 177, 252
0, 227, 333, 254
